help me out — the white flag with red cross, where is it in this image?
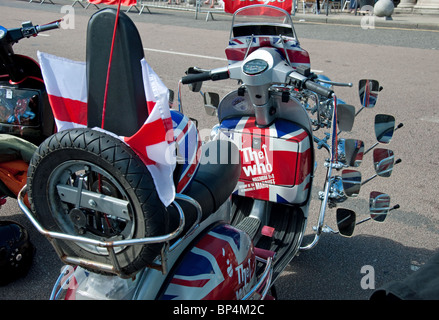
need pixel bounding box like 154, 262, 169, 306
38, 51, 176, 206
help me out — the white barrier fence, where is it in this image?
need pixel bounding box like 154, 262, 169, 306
29, 0, 346, 20
65, 0, 229, 20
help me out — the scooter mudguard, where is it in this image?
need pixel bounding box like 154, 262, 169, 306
219, 116, 313, 205
159, 223, 256, 300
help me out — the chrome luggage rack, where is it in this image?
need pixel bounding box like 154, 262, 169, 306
17, 185, 196, 278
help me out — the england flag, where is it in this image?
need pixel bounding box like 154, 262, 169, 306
38, 51, 176, 207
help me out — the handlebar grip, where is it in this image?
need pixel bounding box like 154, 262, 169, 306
36, 21, 60, 33
304, 80, 334, 98
181, 71, 212, 84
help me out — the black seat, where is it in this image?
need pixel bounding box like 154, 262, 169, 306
169, 139, 241, 234
86, 8, 148, 136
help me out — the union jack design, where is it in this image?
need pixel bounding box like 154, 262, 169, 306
226, 36, 311, 68
161, 224, 255, 300
171, 110, 201, 193
220, 116, 312, 204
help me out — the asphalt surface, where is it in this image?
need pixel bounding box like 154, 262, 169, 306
0, 0, 438, 301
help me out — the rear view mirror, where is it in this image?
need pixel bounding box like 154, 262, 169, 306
336, 208, 356, 237
337, 104, 356, 132
375, 114, 395, 144
369, 191, 390, 222
342, 169, 362, 197
359, 79, 381, 108
204, 92, 219, 116
364, 114, 403, 156
338, 139, 364, 167
373, 148, 395, 177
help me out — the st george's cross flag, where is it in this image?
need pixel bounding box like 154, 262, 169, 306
37, 51, 176, 207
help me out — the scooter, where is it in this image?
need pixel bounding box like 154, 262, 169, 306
0, 20, 59, 285
180, 4, 403, 282
0, 20, 59, 205
16, 5, 401, 300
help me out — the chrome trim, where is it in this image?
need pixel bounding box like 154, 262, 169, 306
18, 185, 185, 247
242, 256, 273, 300
18, 185, 186, 277
169, 193, 203, 251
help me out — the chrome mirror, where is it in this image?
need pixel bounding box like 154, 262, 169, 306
337, 104, 356, 132
203, 92, 219, 116
359, 79, 381, 108
375, 114, 395, 144
369, 191, 390, 222
373, 148, 395, 177
342, 169, 362, 197
336, 208, 356, 237
338, 139, 364, 167
364, 114, 403, 155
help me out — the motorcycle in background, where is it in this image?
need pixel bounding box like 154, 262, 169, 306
0, 20, 59, 205
0, 20, 59, 285
12, 5, 402, 299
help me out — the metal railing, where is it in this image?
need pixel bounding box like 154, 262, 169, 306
69, 0, 226, 20
34, 0, 302, 19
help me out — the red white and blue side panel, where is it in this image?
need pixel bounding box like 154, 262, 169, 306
160, 224, 256, 300
219, 116, 312, 205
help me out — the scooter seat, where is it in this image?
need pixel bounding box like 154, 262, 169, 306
168, 139, 241, 234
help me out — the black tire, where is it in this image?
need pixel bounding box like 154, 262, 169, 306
27, 128, 169, 276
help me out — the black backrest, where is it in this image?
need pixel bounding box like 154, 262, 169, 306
86, 8, 148, 136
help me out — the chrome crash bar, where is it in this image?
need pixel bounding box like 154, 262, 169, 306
17, 185, 192, 278
242, 255, 273, 300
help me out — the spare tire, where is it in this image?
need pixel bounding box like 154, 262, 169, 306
27, 128, 169, 277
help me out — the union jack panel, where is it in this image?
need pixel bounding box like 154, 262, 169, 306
219, 116, 313, 205
161, 224, 256, 300
171, 110, 201, 193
